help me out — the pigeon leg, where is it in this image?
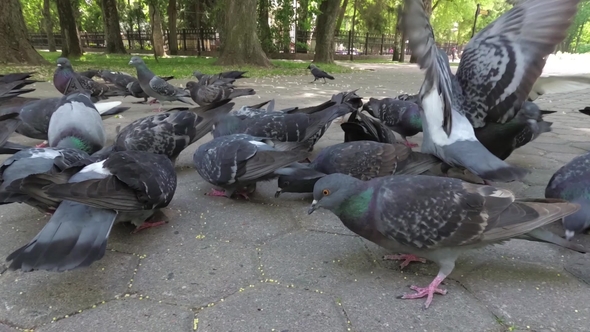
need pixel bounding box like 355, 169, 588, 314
383, 254, 427, 269
322, 78, 327, 84
399, 273, 448, 309
206, 188, 231, 197
403, 138, 419, 148
132, 220, 168, 234
35, 141, 49, 148
147, 98, 158, 105
153, 100, 164, 112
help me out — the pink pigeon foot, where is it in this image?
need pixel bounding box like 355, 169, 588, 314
132, 220, 168, 234
383, 254, 427, 269
206, 188, 229, 197
399, 274, 447, 309
235, 191, 251, 200
403, 140, 419, 148
35, 141, 49, 148
152, 107, 164, 113
148, 98, 158, 105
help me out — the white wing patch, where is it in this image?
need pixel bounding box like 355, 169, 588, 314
79, 160, 110, 175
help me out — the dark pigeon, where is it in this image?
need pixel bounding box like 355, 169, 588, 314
341, 110, 398, 144
6, 150, 177, 272
308, 173, 587, 308
362, 97, 423, 148
192, 71, 236, 85
579, 107, 590, 116
193, 134, 309, 199
545, 151, 590, 240
402, 0, 578, 182
78, 69, 100, 79
308, 64, 335, 84
53, 58, 126, 102
186, 79, 255, 106
0, 112, 29, 155
99, 69, 174, 104
129, 56, 193, 111
193, 70, 247, 81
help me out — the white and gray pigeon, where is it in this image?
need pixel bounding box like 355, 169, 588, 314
193, 134, 309, 199
402, 0, 579, 182
47, 92, 107, 154
128, 56, 193, 112
5, 150, 177, 272
308, 173, 587, 309
545, 151, 590, 240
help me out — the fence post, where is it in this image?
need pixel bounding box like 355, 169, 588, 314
364, 32, 369, 55
347, 30, 352, 56
138, 27, 144, 49
182, 29, 187, 51
380, 34, 384, 55
127, 30, 132, 49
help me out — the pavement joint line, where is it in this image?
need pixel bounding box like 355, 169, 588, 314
0, 320, 33, 332
305, 228, 359, 237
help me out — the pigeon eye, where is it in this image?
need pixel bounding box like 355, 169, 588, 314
322, 189, 330, 196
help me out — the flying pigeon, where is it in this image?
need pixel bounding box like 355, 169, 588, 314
185, 79, 255, 106
308, 173, 587, 308
402, 0, 578, 182
103, 101, 234, 163
129, 56, 193, 112
362, 98, 422, 148
193, 134, 309, 199
308, 64, 335, 84
5, 150, 177, 272
545, 151, 590, 240
53, 58, 126, 102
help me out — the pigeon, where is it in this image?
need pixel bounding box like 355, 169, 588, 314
0, 74, 37, 106
402, 0, 578, 182
341, 110, 399, 144
53, 58, 126, 102
212, 103, 354, 152
545, 151, 590, 240
0, 148, 90, 213
308, 173, 587, 308
362, 98, 422, 148
579, 107, 590, 116
102, 101, 234, 163
129, 56, 193, 111
192, 71, 236, 85
5, 150, 177, 272
98, 70, 174, 104
193, 134, 309, 199
308, 64, 335, 84
194, 70, 248, 80
47, 92, 107, 154
275, 141, 440, 197
185, 79, 255, 106
0, 112, 29, 155
78, 69, 100, 79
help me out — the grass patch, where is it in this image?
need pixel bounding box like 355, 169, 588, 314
337, 57, 398, 64
0, 51, 356, 81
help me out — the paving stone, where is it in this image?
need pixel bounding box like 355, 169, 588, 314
196, 283, 348, 332
0, 323, 18, 332
132, 240, 258, 307
36, 299, 193, 332
0, 252, 138, 328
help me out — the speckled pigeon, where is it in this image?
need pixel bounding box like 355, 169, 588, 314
308, 64, 334, 84
6, 150, 177, 272
98, 69, 174, 104
53, 58, 126, 102
402, 0, 578, 182
308, 173, 587, 308
362, 97, 422, 148
193, 134, 309, 199
545, 151, 590, 240
129, 56, 193, 112
186, 79, 255, 106
341, 110, 398, 144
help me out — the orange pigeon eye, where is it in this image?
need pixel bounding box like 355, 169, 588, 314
322, 189, 330, 196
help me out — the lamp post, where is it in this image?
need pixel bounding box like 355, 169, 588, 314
471, 3, 480, 38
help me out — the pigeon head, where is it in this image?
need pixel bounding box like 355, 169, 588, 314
362, 98, 379, 118
193, 71, 204, 79
185, 81, 198, 91
128, 56, 145, 67
308, 173, 363, 215
211, 115, 241, 138
307, 64, 317, 70
562, 197, 590, 240
56, 57, 72, 69
275, 169, 325, 197
518, 101, 542, 121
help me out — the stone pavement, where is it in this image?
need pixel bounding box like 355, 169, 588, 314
0, 63, 590, 332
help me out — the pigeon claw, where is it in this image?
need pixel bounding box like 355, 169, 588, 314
206, 188, 230, 198
383, 254, 426, 269
35, 141, 49, 148
132, 220, 168, 234
399, 275, 447, 309
403, 140, 419, 148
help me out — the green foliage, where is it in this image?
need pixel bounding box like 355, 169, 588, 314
564, 0, 590, 53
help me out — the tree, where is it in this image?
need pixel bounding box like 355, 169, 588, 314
0, 0, 48, 64
335, 0, 348, 32
148, 0, 167, 57
100, 0, 127, 53
313, 0, 341, 63
42, 0, 57, 52
257, 0, 274, 54
216, 0, 270, 67
168, 0, 178, 55
56, 0, 83, 57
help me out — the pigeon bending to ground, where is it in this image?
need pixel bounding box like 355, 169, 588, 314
402, 0, 578, 182
308, 173, 587, 308
308, 64, 335, 84
194, 70, 247, 81
186, 79, 255, 106
193, 134, 309, 199
192, 71, 236, 85
77, 69, 100, 79
545, 152, 590, 240
99, 101, 234, 163
53, 58, 126, 102
98, 70, 174, 104
5, 150, 177, 272
341, 110, 399, 144
362, 97, 422, 148
275, 141, 440, 197
129, 56, 193, 112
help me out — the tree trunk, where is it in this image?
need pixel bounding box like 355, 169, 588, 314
42, 0, 57, 52
56, 0, 83, 57
149, 1, 167, 57
100, 0, 127, 53
335, 0, 348, 32
216, 0, 270, 67
257, 0, 274, 54
296, 0, 309, 53
409, 0, 432, 63
168, 0, 178, 55
0, 0, 48, 64
313, 0, 341, 63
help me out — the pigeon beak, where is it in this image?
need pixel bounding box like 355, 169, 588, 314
128, 61, 133, 65
274, 189, 282, 198
565, 230, 575, 241
57, 64, 62, 67
308, 200, 318, 215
